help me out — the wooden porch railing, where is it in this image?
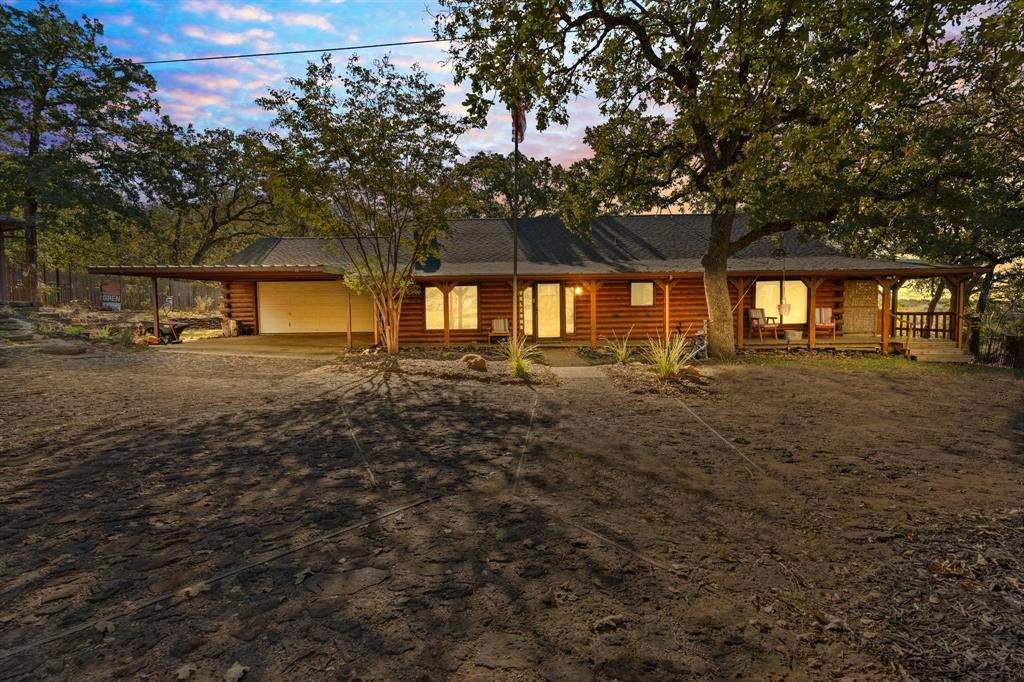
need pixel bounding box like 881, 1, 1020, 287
892, 311, 953, 339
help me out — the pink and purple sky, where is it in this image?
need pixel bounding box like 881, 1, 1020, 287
14, 0, 598, 166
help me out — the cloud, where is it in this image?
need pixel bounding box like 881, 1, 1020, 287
181, 25, 274, 46
106, 13, 135, 27
182, 0, 273, 22
280, 13, 335, 32
173, 73, 242, 91
160, 89, 230, 107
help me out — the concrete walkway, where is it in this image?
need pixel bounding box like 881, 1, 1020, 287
159, 333, 369, 359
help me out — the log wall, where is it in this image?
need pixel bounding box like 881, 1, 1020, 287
399, 281, 514, 345
221, 281, 257, 329
232, 275, 850, 344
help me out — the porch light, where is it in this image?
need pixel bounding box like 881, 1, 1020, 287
573, 285, 583, 295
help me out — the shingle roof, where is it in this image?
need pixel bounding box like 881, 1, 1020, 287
225, 214, 962, 276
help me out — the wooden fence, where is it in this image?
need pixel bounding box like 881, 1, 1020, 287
2, 258, 221, 311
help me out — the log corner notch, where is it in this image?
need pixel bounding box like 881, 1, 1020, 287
579, 280, 603, 347
802, 277, 825, 350
874, 277, 900, 353
729, 277, 750, 348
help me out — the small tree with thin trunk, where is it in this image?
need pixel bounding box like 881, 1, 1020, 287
259, 55, 464, 353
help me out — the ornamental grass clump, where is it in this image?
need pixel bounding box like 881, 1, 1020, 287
499, 335, 541, 377
601, 325, 634, 363
644, 333, 700, 380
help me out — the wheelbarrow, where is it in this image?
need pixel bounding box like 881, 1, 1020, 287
158, 321, 191, 344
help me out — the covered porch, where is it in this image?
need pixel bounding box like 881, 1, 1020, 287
729, 270, 978, 354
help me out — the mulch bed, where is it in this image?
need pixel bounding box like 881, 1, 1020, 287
604, 362, 711, 396
332, 347, 557, 385
858, 510, 1024, 681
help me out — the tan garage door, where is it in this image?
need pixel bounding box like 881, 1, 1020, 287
257, 281, 373, 334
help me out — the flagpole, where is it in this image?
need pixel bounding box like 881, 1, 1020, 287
512, 126, 520, 347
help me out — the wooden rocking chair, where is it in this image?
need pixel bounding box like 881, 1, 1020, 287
489, 318, 511, 342
748, 308, 780, 340
815, 307, 838, 340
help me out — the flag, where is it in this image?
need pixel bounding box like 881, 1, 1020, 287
511, 104, 526, 144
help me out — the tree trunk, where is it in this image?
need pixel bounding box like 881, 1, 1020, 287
924, 279, 945, 339
969, 267, 996, 356
701, 209, 737, 359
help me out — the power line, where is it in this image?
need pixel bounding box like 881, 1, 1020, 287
136, 37, 448, 65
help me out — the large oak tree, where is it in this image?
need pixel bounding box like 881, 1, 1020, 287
0, 1, 155, 301
435, 0, 975, 357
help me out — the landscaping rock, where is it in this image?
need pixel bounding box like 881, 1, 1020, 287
459, 353, 487, 372
37, 339, 88, 355
0, 317, 33, 340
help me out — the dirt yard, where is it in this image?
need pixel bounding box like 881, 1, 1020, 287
0, 343, 1021, 681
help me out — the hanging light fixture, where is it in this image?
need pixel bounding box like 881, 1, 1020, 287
771, 246, 790, 319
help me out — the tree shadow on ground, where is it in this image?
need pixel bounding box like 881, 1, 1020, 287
2, 363, 785, 681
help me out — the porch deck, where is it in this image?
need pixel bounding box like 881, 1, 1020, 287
742, 333, 908, 351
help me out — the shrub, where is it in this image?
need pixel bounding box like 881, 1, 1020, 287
62, 325, 88, 337
601, 325, 634, 363
498, 335, 541, 378
193, 295, 215, 314
643, 333, 701, 380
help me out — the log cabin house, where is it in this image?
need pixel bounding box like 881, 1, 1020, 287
89, 215, 982, 354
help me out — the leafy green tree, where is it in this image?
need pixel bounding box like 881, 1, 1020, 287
259, 55, 464, 353
834, 3, 1024, 352
435, 0, 975, 357
453, 151, 566, 218
125, 120, 279, 265
0, 1, 155, 301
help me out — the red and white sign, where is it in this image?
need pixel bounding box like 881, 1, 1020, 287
100, 280, 122, 311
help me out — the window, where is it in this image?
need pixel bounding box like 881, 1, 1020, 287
630, 281, 655, 306
754, 280, 808, 324
565, 287, 576, 334
425, 285, 479, 331
424, 286, 444, 330
449, 285, 478, 330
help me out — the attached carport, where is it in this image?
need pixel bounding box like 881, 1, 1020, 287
86, 264, 376, 348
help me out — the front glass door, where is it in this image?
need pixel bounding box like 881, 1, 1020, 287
536, 283, 562, 338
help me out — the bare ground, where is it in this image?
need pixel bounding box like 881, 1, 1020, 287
0, 344, 1021, 681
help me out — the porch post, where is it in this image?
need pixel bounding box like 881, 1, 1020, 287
877, 277, 896, 353
584, 280, 602, 348
659, 279, 673, 339
731, 278, 748, 348
151, 276, 160, 337
440, 282, 453, 346
346, 284, 353, 350
805, 277, 823, 350
0, 230, 6, 302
